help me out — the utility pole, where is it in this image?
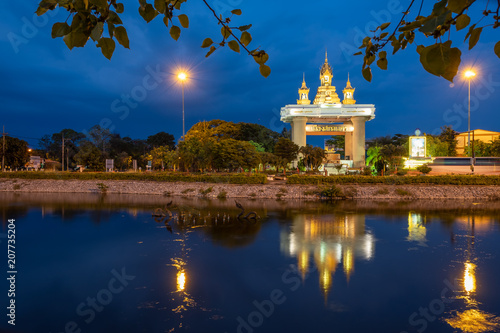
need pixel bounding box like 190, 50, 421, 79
2, 126, 7, 172
62, 133, 65, 172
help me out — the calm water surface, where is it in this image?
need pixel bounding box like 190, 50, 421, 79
1, 193, 500, 333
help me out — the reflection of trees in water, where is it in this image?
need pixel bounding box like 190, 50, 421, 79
153, 204, 264, 248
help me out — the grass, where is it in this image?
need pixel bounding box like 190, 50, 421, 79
376, 188, 390, 195
278, 188, 288, 193
249, 192, 257, 197
181, 188, 195, 194
199, 187, 213, 195
96, 183, 108, 193
395, 188, 412, 196
217, 190, 227, 199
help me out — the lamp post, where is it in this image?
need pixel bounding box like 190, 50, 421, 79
177, 72, 187, 139
464, 70, 476, 173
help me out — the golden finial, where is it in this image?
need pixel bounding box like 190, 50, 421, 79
325, 49, 328, 62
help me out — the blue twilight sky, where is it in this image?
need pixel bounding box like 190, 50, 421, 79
1, 0, 499, 148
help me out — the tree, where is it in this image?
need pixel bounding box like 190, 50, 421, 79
147, 132, 175, 150
366, 146, 384, 174
74, 141, 103, 171
1, 137, 29, 169
326, 136, 345, 156
273, 138, 299, 174
238, 123, 281, 152
438, 126, 458, 156
299, 145, 326, 171
115, 151, 131, 170
87, 125, 113, 155
380, 144, 406, 171
357, 0, 500, 82
426, 135, 450, 156
36, 0, 270, 76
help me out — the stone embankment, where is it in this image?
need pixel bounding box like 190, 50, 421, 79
0, 179, 499, 200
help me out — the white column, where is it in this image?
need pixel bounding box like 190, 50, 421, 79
351, 117, 366, 168
344, 123, 353, 160
292, 117, 307, 147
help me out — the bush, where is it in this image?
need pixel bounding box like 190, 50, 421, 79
416, 164, 432, 174
362, 167, 373, 176
217, 190, 227, 199
395, 188, 412, 196
286, 174, 500, 185
319, 185, 345, 199
199, 187, 213, 195
396, 169, 408, 176
0, 171, 267, 184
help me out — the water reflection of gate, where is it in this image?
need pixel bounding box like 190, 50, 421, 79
280, 213, 374, 298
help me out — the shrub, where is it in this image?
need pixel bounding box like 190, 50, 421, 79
362, 167, 373, 176
395, 188, 411, 196
416, 164, 432, 174
0, 171, 268, 184
279, 188, 288, 193
96, 183, 108, 193
13, 184, 21, 190
376, 188, 389, 195
286, 174, 500, 185
181, 188, 194, 194
319, 185, 345, 199
396, 169, 408, 176
199, 187, 213, 195
217, 190, 227, 199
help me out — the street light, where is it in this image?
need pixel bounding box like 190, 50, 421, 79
464, 69, 476, 173
177, 72, 188, 139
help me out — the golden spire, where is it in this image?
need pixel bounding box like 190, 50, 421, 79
342, 73, 356, 105
325, 49, 328, 62
297, 73, 310, 105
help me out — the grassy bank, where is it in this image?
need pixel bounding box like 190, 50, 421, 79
0, 172, 267, 184
287, 174, 500, 185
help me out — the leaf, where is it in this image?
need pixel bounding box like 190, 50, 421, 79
441, 47, 461, 82
399, 20, 422, 32
432, 0, 447, 15
84, 0, 88, 9
353, 51, 362, 56
90, 21, 104, 41
115, 3, 124, 13
253, 52, 269, 65
416, 45, 425, 54
448, 0, 469, 14
170, 25, 181, 41
139, 3, 158, 23
89, 0, 107, 8
420, 12, 449, 34
228, 40, 240, 53
154, 0, 166, 14
419, 42, 462, 81
238, 24, 252, 31
97, 37, 116, 60
51, 22, 71, 38
464, 24, 476, 41
205, 45, 216, 57
380, 22, 390, 31
455, 14, 470, 31
495, 41, 500, 59
240, 31, 252, 46
377, 58, 388, 70
163, 16, 169, 27
108, 22, 115, 37
63, 30, 89, 49
107, 11, 123, 25
362, 67, 372, 82
178, 14, 189, 28
259, 64, 271, 78
221, 26, 231, 39
114, 26, 129, 48
231, 9, 242, 15
201, 38, 213, 48
36, 0, 57, 16
379, 32, 389, 39
468, 27, 482, 50
378, 51, 387, 59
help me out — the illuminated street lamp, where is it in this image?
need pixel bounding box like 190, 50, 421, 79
464, 69, 476, 173
177, 72, 188, 139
